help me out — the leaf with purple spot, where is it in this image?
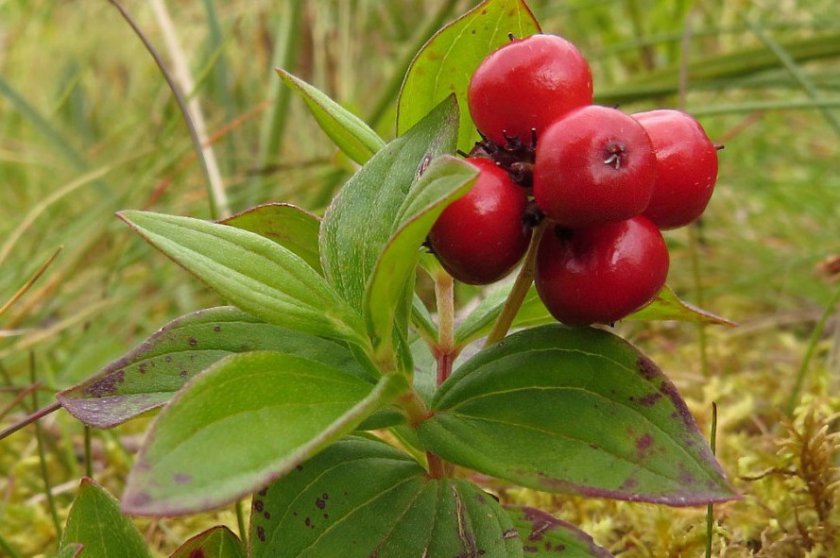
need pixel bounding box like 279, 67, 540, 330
170, 525, 245, 558
57, 306, 376, 429
417, 324, 738, 506
505, 506, 613, 557
250, 436, 522, 557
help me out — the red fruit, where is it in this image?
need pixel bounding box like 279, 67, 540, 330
533, 105, 656, 229
428, 158, 531, 285
633, 109, 718, 229
468, 34, 593, 147
535, 216, 669, 326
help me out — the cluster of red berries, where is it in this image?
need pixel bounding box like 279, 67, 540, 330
428, 33, 719, 326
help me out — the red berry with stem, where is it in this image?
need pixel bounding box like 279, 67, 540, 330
633, 109, 719, 229
428, 158, 531, 285
533, 105, 657, 229
535, 216, 669, 326
468, 34, 593, 147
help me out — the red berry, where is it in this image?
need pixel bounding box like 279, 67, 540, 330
535, 216, 669, 326
633, 109, 718, 229
428, 158, 531, 285
468, 34, 593, 147
533, 105, 657, 229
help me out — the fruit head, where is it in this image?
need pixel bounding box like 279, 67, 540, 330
428, 158, 531, 285
467, 34, 593, 147
535, 216, 669, 326
533, 105, 656, 229
633, 109, 719, 229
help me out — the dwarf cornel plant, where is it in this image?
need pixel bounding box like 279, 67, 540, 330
45, 1, 739, 555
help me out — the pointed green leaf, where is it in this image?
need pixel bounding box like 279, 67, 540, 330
320, 96, 459, 316
627, 285, 736, 325
455, 284, 733, 347
365, 155, 477, 357
250, 436, 522, 557
57, 307, 375, 429
122, 352, 404, 516
60, 478, 151, 557
118, 210, 368, 349
222, 202, 321, 273
418, 325, 737, 506
170, 526, 245, 558
506, 507, 613, 557
277, 69, 385, 164
396, 0, 540, 151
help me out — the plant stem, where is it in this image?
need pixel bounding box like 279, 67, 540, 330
705, 402, 718, 558
30, 353, 63, 540
84, 426, 93, 478
109, 0, 229, 219
786, 283, 840, 415
0, 401, 61, 441
485, 221, 548, 347
236, 499, 248, 547
426, 452, 446, 479
434, 269, 456, 385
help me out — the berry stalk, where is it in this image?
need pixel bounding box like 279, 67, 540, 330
484, 220, 548, 347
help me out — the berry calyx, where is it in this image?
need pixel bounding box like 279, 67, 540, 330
535, 216, 669, 326
633, 109, 719, 229
428, 158, 531, 285
468, 34, 593, 148
533, 105, 657, 229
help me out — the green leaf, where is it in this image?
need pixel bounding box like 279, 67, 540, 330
170, 526, 245, 558
506, 507, 613, 557
411, 293, 437, 343
320, 96, 459, 315
121, 352, 403, 516
57, 307, 375, 429
418, 325, 737, 506
222, 202, 321, 273
455, 284, 553, 348
250, 436, 522, 557
365, 155, 477, 358
119, 210, 368, 349
455, 284, 733, 347
627, 285, 736, 325
396, 0, 540, 152
277, 69, 385, 165
60, 478, 151, 557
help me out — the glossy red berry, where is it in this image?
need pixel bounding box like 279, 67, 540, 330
535, 216, 669, 326
428, 158, 531, 285
468, 34, 593, 147
633, 109, 718, 229
533, 105, 657, 229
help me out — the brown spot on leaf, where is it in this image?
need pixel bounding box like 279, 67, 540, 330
165, 356, 173, 363
188, 337, 198, 347
173, 473, 192, 484
638, 391, 663, 407
264, 511, 271, 519
637, 355, 661, 381
213, 325, 221, 332
315, 497, 326, 510
84, 370, 125, 398
635, 433, 653, 458
253, 500, 264, 512
256, 525, 266, 542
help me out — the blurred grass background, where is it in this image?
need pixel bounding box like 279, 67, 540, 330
1, 0, 840, 556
